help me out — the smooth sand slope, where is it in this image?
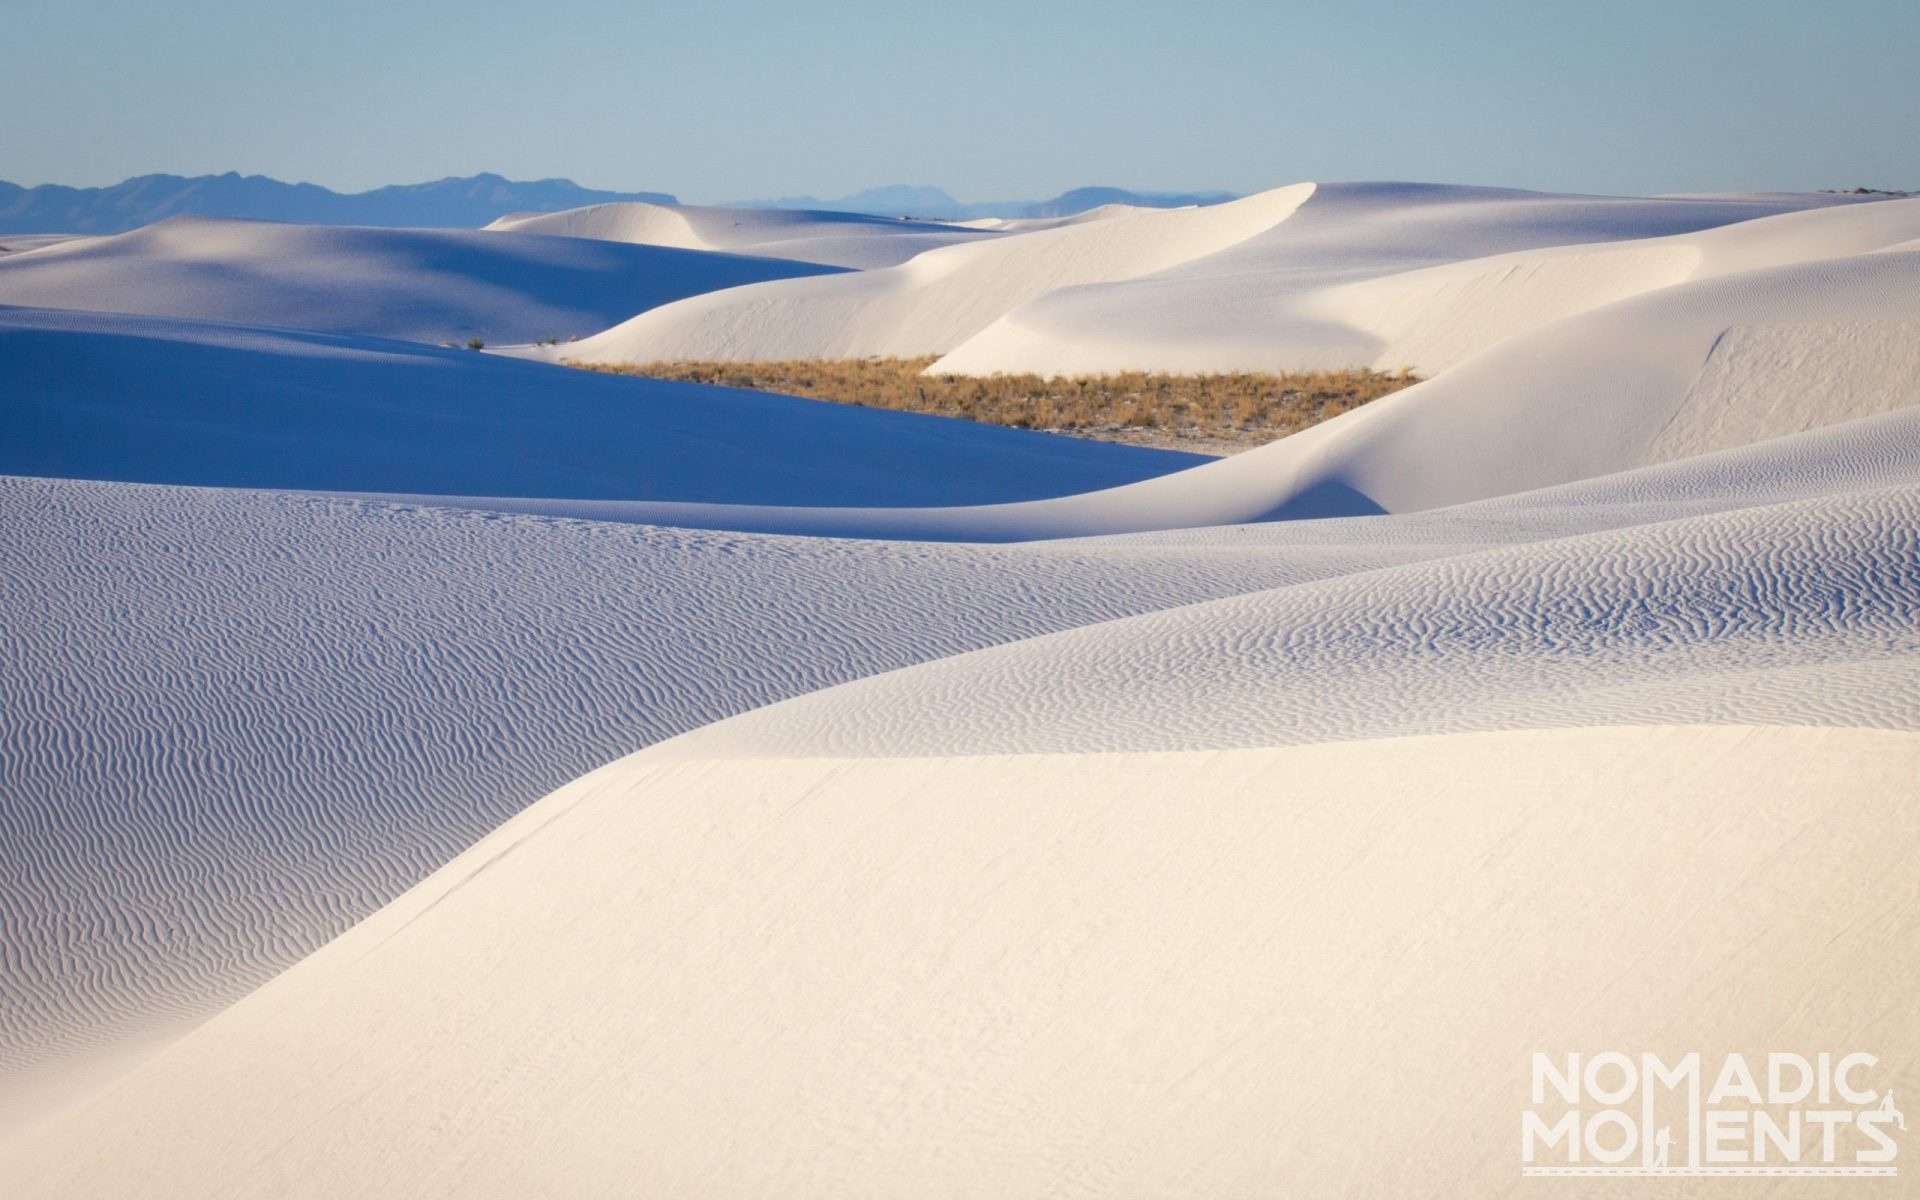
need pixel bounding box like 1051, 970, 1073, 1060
4, 727, 1915, 1198
0, 216, 837, 343
556, 184, 1317, 363
932, 182, 1891, 376
0, 307, 1201, 504
487, 200, 996, 269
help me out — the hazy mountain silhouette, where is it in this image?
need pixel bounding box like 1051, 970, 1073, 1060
721, 185, 1239, 220
1, 173, 1239, 233
0, 173, 679, 234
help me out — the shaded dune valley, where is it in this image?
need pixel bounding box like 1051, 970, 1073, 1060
2, 178, 1918, 1197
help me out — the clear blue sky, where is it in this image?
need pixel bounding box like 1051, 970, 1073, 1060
7, 0, 1916, 201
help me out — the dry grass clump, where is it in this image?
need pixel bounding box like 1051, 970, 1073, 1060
578, 357, 1418, 452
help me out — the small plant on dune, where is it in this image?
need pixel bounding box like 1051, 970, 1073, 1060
576, 357, 1420, 451
466, 337, 485, 351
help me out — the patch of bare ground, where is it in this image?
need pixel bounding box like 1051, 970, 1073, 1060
574, 357, 1419, 454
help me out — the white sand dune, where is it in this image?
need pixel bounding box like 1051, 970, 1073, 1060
0, 215, 837, 344
1295, 194, 1920, 376
432, 234, 1920, 539
2, 177, 1916, 1195
1275, 244, 1920, 516
930, 183, 1893, 377
671, 484, 1920, 760
556, 184, 1316, 363
0, 235, 85, 255
487, 200, 997, 269
4, 727, 1914, 1198
950, 202, 1144, 232
0, 306, 1200, 503
338, 392, 1920, 542
0, 471, 1459, 1087
5, 401, 1916, 1119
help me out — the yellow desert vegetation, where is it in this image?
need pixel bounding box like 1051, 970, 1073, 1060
578, 357, 1419, 452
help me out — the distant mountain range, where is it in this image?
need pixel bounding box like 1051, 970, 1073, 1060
0, 173, 679, 234
0, 173, 1240, 234
723, 184, 1240, 220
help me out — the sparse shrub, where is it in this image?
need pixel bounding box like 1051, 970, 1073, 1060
466, 337, 485, 351
574, 357, 1420, 451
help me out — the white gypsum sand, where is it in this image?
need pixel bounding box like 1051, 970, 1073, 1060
0, 471, 1460, 1086
0, 306, 1204, 503
0, 216, 838, 344
4, 404, 1916, 1116
388, 224, 1920, 538
1, 727, 1913, 1197
0, 175, 1915, 1196
929, 184, 1904, 377
554, 184, 1316, 363
486, 199, 998, 269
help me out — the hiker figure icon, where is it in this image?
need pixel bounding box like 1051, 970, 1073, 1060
1880, 1090, 1907, 1133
